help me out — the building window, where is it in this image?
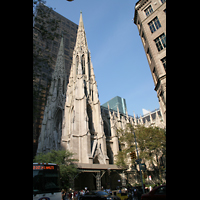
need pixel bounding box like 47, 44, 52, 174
160, 0, 166, 4
137, 20, 141, 31
161, 57, 166, 72
148, 17, 161, 33
147, 48, 152, 63
144, 5, 153, 17
154, 33, 166, 52
153, 67, 159, 82
141, 32, 146, 45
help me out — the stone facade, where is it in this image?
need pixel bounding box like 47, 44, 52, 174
33, 3, 78, 157
134, 0, 166, 123
37, 36, 67, 154
62, 12, 109, 165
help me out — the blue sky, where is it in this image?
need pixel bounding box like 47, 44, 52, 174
44, 0, 160, 116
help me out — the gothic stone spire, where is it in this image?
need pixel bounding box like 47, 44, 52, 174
75, 11, 88, 50
37, 36, 66, 154
52, 36, 65, 80
62, 12, 109, 165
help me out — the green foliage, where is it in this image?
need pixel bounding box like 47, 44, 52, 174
115, 123, 135, 169
135, 125, 166, 165
115, 150, 127, 169
115, 123, 166, 174
33, 149, 79, 189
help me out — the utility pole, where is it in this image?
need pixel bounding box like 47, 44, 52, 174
133, 129, 145, 194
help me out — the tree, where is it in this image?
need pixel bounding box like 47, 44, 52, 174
33, 149, 79, 189
135, 125, 166, 183
115, 123, 166, 183
115, 123, 135, 169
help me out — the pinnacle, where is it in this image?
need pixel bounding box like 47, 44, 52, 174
75, 11, 88, 49
58, 36, 64, 56
78, 11, 84, 30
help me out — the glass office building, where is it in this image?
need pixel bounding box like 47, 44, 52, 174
101, 96, 127, 115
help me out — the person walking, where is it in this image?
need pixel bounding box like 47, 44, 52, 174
137, 188, 142, 200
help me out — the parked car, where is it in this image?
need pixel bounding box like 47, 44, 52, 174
79, 190, 121, 200
141, 185, 166, 200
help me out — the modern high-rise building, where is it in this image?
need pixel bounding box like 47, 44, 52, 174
101, 96, 127, 115
134, 0, 166, 123
33, 3, 78, 157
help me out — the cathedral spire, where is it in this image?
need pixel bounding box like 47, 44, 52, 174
75, 12, 88, 50
52, 36, 65, 79
63, 12, 109, 165
37, 36, 66, 154
79, 11, 84, 30
49, 36, 66, 99
149, 110, 153, 124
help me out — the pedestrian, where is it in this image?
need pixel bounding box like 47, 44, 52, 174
131, 190, 135, 200
62, 189, 65, 200
127, 191, 132, 200
137, 188, 142, 200
69, 192, 72, 200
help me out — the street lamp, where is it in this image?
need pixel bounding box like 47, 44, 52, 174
107, 168, 111, 190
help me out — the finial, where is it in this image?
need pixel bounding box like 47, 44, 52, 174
80, 10, 82, 14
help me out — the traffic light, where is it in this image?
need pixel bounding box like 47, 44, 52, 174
130, 152, 133, 159
130, 151, 136, 159
133, 151, 136, 159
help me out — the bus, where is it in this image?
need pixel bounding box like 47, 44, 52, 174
33, 163, 62, 200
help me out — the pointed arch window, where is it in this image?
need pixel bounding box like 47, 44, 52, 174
76, 55, 79, 75
103, 120, 111, 137
63, 79, 65, 94
52, 79, 55, 93
87, 104, 94, 134
88, 53, 91, 77
81, 54, 85, 74
53, 109, 62, 150
57, 79, 61, 97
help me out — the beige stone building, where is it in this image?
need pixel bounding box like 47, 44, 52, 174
134, 0, 166, 123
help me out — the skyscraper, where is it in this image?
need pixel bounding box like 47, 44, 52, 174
134, 0, 166, 123
33, 3, 78, 157
101, 96, 127, 115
